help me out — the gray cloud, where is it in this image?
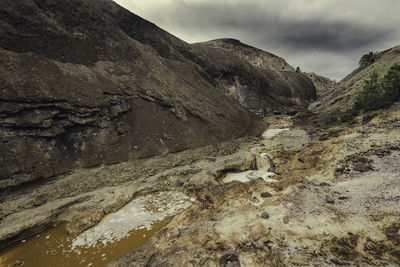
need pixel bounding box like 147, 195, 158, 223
115, 0, 400, 80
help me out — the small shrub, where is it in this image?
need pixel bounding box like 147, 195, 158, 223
340, 108, 358, 122
319, 63, 400, 128
328, 130, 340, 138
359, 52, 377, 68
320, 115, 339, 130
382, 63, 400, 104
362, 110, 381, 123
321, 123, 330, 130
339, 63, 400, 124
330, 116, 338, 123
354, 72, 385, 112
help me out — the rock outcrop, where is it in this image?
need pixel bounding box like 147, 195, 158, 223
305, 72, 336, 96
192, 39, 317, 115
0, 0, 262, 189
0, 0, 317, 189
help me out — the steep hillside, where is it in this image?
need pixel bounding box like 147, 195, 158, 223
0, 0, 317, 190
192, 39, 317, 115
199, 38, 295, 72
0, 0, 264, 189
310, 45, 400, 113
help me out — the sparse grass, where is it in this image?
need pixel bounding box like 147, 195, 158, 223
328, 130, 341, 138
339, 63, 400, 124
362, 110, 381, 123
318, 115, 339, 130
340, 108, 358, 123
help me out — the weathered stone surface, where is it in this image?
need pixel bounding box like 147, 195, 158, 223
0, 137, 256, 247
279, 129, 311, 151
193, 39, 317, 115
260, 192, 272, 198
0, 0, 268, 189
110, 109, 400, 266
220, 253, 241, 267
0, 0, 317, 190
261, 212, 270, 219
306, 72, 336, 96
326, 195, 335, 204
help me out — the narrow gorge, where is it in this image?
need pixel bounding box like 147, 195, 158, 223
0, 0, 399, 266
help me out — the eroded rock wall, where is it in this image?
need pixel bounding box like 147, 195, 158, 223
0, 0, 264, 189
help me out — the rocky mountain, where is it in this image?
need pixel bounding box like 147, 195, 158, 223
310, 45, 400, 113
192, 39, 317, 115
305, 72, 336, 96
0, 0, 317, 189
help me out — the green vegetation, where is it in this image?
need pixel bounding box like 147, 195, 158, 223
382, 63, 400, 102
354, 72, 384, 111
316, 64, 399, 130
340, 108, 358, 124
359, 52, 377, 68
313, 114, 338, 130
320, 115, 338, 129
355, 63, 400, 111
340, 63, 400, 123
362, 110, 382, 123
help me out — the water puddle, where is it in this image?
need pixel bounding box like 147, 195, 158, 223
222, 170, 277, 184
0, 191, 193, 267
221, 128, 287, 184
261, 128, 289, 139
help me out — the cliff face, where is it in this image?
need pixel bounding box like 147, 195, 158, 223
0, 0, 316, 189
191, 39, 317, 115
0, 0, 260, 189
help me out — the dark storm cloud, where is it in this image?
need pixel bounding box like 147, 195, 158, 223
266, 21, 391, 52
171, 1, 395, 52
115, 0, 400, 80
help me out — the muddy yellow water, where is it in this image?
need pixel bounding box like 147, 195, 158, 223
0, 219, 168, 267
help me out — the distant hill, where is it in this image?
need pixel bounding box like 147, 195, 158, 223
310, 45, 400, 113
305, 72, 337, 97
193, 39, 317, 115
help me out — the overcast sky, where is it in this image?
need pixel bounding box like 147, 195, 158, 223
114, 0, 400, 81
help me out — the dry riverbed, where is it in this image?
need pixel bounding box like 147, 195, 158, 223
110, 109, 400, 266
1, 110, 400, 266
0, 121, 265, 266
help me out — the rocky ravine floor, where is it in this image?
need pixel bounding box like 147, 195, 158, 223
110, 107, 400, 266
1, 107, 399, 266
0, 135, 259, 247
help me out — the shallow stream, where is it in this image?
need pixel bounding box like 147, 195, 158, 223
0, 191, 193, 267
0, 127, 289, 267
